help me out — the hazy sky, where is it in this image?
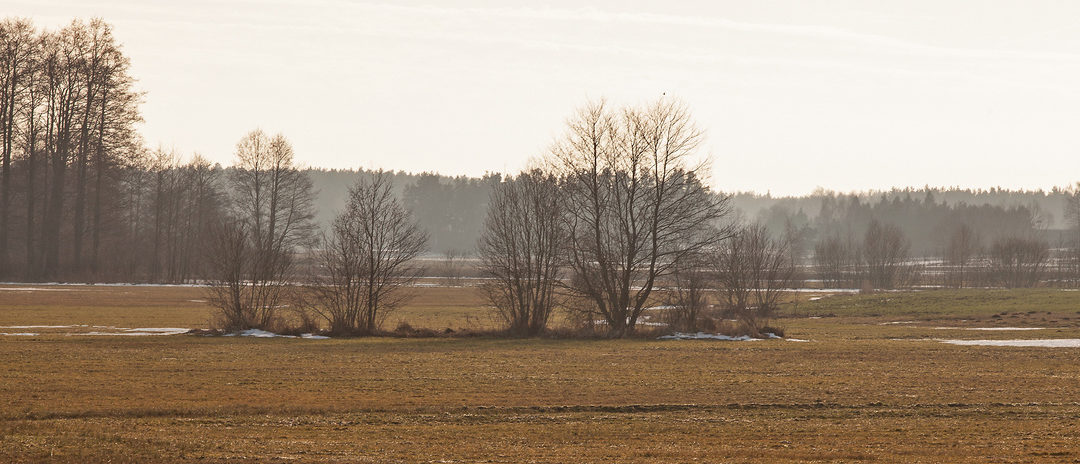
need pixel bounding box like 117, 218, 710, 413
8, 0, 1080, 195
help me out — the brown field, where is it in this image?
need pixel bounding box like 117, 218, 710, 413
3, 284, 1080, 462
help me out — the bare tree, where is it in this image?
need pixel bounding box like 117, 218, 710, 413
814, 230, 860, 288
205, 218, 279, 330
862, 219, 911, 290
663, 250, 711, 332
782, 216, 809, 287
713, 223, 794, 336
552, 99, 730, 337
307, 171, 426, 334
440, 248, 466, 287
945, 223, 981, 288
477, 170, 566, 336
988, 235, 1049, 288
206, 130, 315, 331
1064, 184, 1080, 287
0, 19, 36, 274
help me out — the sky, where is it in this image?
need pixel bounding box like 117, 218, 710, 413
6, 0, 1080, 196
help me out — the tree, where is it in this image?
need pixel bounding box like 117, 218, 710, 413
713, 223, 794, 336
440, 248, 466, 287
988, 235, 1049, 288
478, 170, 566, 336
663, 250, 711, 332
552, 98, 731, 337
862, 219, 911, 290
206, 130, 315, 331
813, 230, 859, 288
0, 18, 36, 274
0, 17, 141, 280
1064, 184, 1080, 287
307, 171, 426, 334
945, 223, 981, 288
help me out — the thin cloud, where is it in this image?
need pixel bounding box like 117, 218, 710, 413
341, 2, 1080, 64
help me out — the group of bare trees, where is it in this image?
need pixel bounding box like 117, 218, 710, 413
1065, 185, 1080, 286
303, 172, 427, 334
477, 170, 566, 336
811, 216, 1056, 290
0, 18, 144, 280
205, 132, 428, 333
554, 100, 731, 336
477, 99, 766, 337
713, 224, 794, 334
205, 130, 316, 330
813, 220, 917, 290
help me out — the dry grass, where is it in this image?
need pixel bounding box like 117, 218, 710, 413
3, 284, 1080, 462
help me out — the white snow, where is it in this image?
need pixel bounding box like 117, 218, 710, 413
68, 327, 191, 336
227, 328, 286, 338
1, 325, 86, 329
788, 288, 860, 293
1, 332, 38, 336
126, 328, 190, 335
807, 297, 822, 301
879, 321, 916, 325
0, 287, 72, 292
939, 339, 1080, 347
224, 329, 329, 339
0, 282, 207, 288
658, 332, 804, 341
76, 328, 189, 336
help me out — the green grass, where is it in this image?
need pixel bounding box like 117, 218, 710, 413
798, 288, 1080, 319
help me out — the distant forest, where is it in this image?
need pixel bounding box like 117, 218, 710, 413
311, 169, 1079, 258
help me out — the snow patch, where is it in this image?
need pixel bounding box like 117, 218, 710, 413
939, 339, 1080, 347
1, 325, 86, 329
659, 332, 803, 342
879, 321, 916, 325
224, 329, 329, 339
126, 328, 190, 335
68, 327, 191, 336
1, 332, 38, 336
227, 329, 288, 338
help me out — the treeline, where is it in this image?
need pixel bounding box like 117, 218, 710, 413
307, 169, 496, 254
749, 189, 1068, 256
307, 173, 1079, 258
0, 18, 144, 281
2, 17, 1079, 298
